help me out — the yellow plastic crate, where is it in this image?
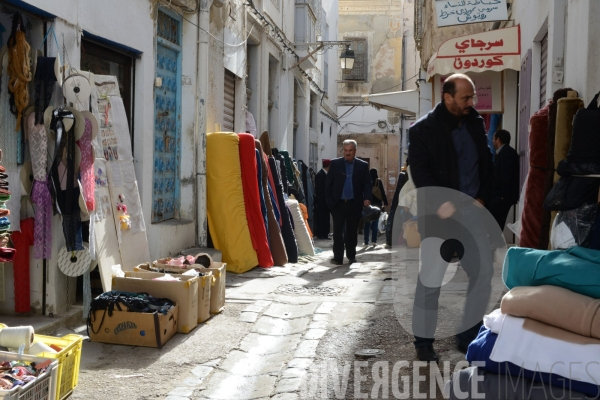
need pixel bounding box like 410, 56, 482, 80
34, 334, 83, 400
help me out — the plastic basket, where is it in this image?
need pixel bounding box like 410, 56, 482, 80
0, 351, 58, 400
33, 335, 82, 400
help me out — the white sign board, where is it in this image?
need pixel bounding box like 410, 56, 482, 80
435, 0, 508, 27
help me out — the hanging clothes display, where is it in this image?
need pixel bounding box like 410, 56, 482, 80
48, 107, 84, 252
77, 113, 96, 211
237, 133, 273, 268
32, 56, 56, 125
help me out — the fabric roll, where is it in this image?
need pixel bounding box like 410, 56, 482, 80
520, 104, 550, 249
266, 157, 282, 225
269, 156, 298, 263
255, 149, 269, 247
298, 203, 313, 239
275, 154, 290, 195
448, 365, 593, 400
11, 217, 34, 312
469, 318, 600, 394
207, 132, 258, 273
503, 246, 600, 298
554, 96, 584, 182
259, 131, 273, 156
501, 285, 600, 340
286, 199, 314, 257
238, 133, 273, 268
255, 140, 287, 266
279, 150, 295, 187
306, 169, 315, 231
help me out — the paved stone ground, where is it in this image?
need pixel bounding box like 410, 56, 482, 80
65, 233, 505, 399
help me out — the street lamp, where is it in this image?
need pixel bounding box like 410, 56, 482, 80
289, 41, 355, 72
339, 45, 355, 73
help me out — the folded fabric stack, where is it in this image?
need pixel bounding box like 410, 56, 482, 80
0, 164, 14, 263
446, 246, 600, 398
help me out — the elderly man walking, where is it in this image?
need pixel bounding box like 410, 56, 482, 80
326, 140, 372, 265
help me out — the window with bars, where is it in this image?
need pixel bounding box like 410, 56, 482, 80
343, 38, 367, 81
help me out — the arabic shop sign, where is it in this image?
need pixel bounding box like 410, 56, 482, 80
427, 26, 521, 80
436, 0, 508, 27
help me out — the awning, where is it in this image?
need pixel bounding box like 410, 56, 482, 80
427, 25, 521, 81
362, 89, 419, 116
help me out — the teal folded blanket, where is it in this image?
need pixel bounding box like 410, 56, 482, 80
503, 246, 600, 298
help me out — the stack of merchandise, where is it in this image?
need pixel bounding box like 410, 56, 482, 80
0, 162, 14, 263
0, 358, 52, 390
206, 130, 317, 273
446, 246, 600, 398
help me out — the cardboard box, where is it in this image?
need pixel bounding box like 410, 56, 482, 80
198, 272, 212, 322
181, 247, 222, 262
88, 304, 178, 348
204, 262, 226, 314
112, 272, 198, 334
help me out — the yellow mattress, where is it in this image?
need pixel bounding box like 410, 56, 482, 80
207, 132, 258, 273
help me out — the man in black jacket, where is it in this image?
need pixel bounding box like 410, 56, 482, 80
490, 129, 520, 230
315, 159, 331, 239
409, 74, 495, 362
326, 140, 372, 264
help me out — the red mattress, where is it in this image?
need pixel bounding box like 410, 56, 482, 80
520, 104, 550, 249
238, 133, 274, 268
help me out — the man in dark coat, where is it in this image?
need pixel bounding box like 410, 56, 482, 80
409, 73, 495, 362
315, 159, 331, 239
326, 140, 372, 264
490, 129, 520, 231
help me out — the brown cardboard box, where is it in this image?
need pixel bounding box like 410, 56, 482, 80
112, 272, 199, 334
204, 263, 226, 314
88, 303, 178, 348
198, 272, 212, 322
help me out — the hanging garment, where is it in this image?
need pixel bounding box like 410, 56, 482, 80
237, 133, 273, 268
30, 180, 52, 259
77, 118, 95, 211
33, 56, 56, 125
279, 150, 295, 185
255, 140, 287, 266
520, 104, 550, 249
269, 156, 298, 263
6, 12, 32, 132
11, 217, 34, 313
206, 132, 258, 273
503, 246, 600, 298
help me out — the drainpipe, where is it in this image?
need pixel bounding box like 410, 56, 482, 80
195, 0, 213, 247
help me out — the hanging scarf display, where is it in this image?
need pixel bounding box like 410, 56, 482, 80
33, 57, 56, 125
26, 113, 52, 259
7, 12, 32, 132
77, 118, 95, 211
49, 108, 83, 252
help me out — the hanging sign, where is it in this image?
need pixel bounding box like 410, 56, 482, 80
435, 0, 508, 27
427, 25, 520, 80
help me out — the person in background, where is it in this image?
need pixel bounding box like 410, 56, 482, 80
490, 129, 520, 231
314, 159, 331, 239
364, 168, 387, 246
326, 140, 372, 265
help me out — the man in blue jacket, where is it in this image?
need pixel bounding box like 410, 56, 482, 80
326, 140, 372, 264
409, 74, 495, 362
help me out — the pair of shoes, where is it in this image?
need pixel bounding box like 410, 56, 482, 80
330, 258, 343, 265
348, 258, 357, 264
416, 345, 439, 362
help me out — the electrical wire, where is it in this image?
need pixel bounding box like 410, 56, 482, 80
169, 6, 255, 47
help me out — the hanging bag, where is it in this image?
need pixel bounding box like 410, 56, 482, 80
372, 179, 382, 200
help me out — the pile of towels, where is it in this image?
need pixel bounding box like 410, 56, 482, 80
445, 246, 600, 399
